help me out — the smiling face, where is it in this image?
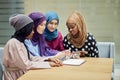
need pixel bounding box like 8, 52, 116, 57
37, 20, 46, 34
47, 19, 58, 32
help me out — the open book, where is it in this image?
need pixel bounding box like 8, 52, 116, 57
63, 59, 86, 66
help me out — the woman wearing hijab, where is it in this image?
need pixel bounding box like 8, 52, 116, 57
2, 14, 62, 80
63, 11, 99, 57
44, 11, 64, 51
24, 12, 68, 59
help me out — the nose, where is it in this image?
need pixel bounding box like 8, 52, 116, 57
51, 24, 55, 28
69, 28, 73, 32
43, 25, 45, 30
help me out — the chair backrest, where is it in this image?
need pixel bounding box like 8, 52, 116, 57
97, 42, 115, 80
0, 47, 3, 80
0, 63, 3, 80
97, 42, 115, 58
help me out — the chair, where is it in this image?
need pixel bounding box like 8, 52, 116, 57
0, 62, 3, 80
97, 42, 115, 80
0, 47, 3, 80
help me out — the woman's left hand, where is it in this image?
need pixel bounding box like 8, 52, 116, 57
47, 58, 63, 66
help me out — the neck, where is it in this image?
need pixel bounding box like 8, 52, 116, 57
73, 32, 79, 38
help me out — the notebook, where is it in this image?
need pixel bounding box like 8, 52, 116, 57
63, 59, 86, 66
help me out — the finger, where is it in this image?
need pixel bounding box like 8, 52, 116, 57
53, 59, 60, 64
54, 59, 63, 66
54, 63, 61, 67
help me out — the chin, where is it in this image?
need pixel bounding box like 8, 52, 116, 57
49, 29, 54, 32
71, 33, 75, 36
39, 31, 44, 34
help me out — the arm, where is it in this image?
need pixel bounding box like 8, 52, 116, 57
24, 39, 40, 56
9, 40, 51, 70
87, 33, 99, 57
63, 35, 69, 50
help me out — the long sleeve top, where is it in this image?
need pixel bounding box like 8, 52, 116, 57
24, 39, 60, 57
2, 38, 51, 80
63, 33, 99, 57
45, 31, 65, 51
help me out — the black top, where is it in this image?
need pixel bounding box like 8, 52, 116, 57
63, 33, 99, 57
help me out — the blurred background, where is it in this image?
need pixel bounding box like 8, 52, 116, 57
0, 0, 120, 66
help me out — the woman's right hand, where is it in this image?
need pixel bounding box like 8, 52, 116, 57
80, 51, 88, 57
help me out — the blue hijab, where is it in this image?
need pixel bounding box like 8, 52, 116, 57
44, 11, 59, 41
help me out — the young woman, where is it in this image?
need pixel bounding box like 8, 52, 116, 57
2, 14, 62, 80
63, 11, 99, 57
44, 11, 64, 51
24, 12, 69, 60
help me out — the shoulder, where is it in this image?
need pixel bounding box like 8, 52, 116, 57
87, 33, 96, 41
86, 33, 97, 45
7, 38, 21, 45
87, 33, 94, 37
5, 38, 24, 49
63, 35, 68, 43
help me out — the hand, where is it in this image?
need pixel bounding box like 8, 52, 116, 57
54, 50, 71, 59
80, 51, 88, 57
62, 50, 71, 56
72, 51, 88, 58
49, 62, 62, 67
48, 58, 63, 66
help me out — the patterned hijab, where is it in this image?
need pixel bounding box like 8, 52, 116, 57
44, 11, 59, 41
66, 11, 87, 48
29, 12, 50, 56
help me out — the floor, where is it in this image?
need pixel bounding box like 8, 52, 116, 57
115, 64, 120, 80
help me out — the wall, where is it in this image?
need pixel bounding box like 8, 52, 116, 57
0, 0, 25, 46
24, 0, 120, 64
0, 0, 119, 64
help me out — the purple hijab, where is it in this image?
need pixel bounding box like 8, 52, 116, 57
29, 12, 59, 56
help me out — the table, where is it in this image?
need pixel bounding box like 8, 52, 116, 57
18, 58, 113, 80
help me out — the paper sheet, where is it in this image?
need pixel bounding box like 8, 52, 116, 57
63, 59, 86, 66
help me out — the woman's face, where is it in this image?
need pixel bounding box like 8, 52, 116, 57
47, 19, 58, 32
37, 20, 46, 34
26, 29, 34, 39
67, 23, 79, 36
